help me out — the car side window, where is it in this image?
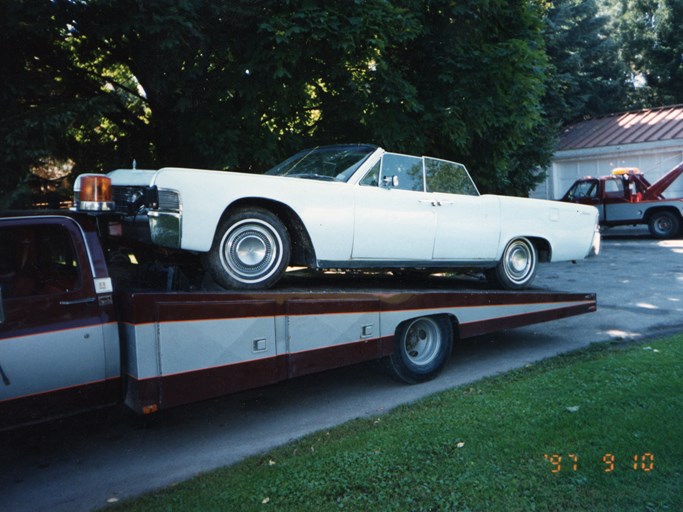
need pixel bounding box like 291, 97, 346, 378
380, 153, 424, 192
425, 158, 479, 196
0, 224, 82, 298
359, 160, 381, 187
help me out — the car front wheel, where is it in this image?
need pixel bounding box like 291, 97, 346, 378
648, 211, 680, 239
487, 237, 537, 290
382, 316, 453, 384
204, 208, 291, 289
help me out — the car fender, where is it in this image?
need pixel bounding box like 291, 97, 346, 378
152, 168, 356, 259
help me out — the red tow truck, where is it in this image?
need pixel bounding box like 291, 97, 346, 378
561, 161, 683, 238
0, 181, 596, 430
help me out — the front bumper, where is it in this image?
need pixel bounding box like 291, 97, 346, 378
111, 185, 182, 249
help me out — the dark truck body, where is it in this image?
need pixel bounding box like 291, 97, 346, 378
0, 211, 596, 429
561, 161, 683, 238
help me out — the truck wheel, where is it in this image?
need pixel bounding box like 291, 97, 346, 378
648, 211, 680, 239
204, 208, 290, 289
383, 316, 453, 384
487, 237, 537, 290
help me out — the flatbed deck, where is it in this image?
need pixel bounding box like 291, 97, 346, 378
117, 273, 596, 413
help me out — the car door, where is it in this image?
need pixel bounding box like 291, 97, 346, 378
0, 217, 108, 427
424, 158, 501, 260
352, 154, 436, 260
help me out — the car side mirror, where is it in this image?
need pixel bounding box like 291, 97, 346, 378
382, 175, 399, 188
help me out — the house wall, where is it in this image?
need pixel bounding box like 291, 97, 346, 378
530, 141, 683, 200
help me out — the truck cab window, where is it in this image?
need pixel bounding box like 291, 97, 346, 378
0, 225, 81, 298
604, 178, 625, 196
570, 180, 598, 199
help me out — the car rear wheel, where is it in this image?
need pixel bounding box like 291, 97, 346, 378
382, 316, 453, 384
487, 237, 537, 290
648, 211, 680, 239
204, 208, 290, 289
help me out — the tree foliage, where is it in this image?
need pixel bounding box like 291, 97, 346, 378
543, 0, 629, 124
611, 0, 683, 106
388, 0, 552, 195
3, 0, 662, 206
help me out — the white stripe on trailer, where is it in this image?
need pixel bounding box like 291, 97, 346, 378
380, 300, 592, 336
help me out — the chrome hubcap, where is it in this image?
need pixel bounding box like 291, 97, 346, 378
234, 234, 268, 266
503, 240, 534, 283
220, 220, 282, 283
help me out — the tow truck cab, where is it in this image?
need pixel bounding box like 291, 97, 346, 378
562, 168, 648, 206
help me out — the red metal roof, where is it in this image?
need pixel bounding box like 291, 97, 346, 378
558, 105, 683, 151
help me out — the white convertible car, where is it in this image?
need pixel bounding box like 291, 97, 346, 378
76, 144, 600, 289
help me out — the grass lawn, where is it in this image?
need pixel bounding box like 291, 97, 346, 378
108, 335, 683, 511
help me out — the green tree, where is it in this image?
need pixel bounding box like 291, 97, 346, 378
543, 0, 629, 124
1, 0, 558, 204
234, 0, 421, 167
400, 0, 551, 195
281, 0, 554, 194
0, 0, 155, 206
614, 0, 683, 106
56, 0, 270, 170
0, 1, 77, 204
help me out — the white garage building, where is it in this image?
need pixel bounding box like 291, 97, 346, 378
531, 105, 683, 200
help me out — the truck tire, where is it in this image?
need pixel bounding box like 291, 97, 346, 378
204, 208, 291, 289
487, 237, 537, 290
383, 316, 453, 384
648, 211, 680, 239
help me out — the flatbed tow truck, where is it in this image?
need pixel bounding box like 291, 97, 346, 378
0, 208, 596, 430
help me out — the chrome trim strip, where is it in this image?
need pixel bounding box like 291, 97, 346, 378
317, 259, 495, 269
78, 200, 115, 212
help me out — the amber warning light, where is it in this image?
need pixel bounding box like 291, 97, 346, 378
75, 174, 115, 212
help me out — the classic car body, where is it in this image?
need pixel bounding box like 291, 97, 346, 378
80, 145, 600, 289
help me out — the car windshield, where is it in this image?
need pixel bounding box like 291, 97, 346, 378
265, 145, 376, 182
